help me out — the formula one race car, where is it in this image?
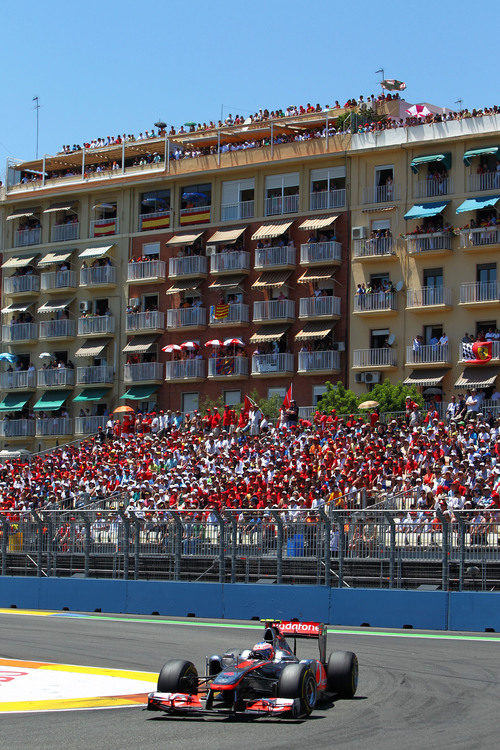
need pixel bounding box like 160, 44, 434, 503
147, 619, 358, 719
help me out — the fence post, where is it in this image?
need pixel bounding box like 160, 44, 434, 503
128, 511, 141, 580
271, 511, 284, 585
383, 512, 396, 588
118, 509, 130, 581
213, 511, 226, 584
78, 512, 91, 579
436, 509, 449, 591
317, 508, 331, 588
336, 512, 345, 588
31, 510, 44, 577
225, 513, 237, 584
454, 511, 466, 591
168, 511, 182, 581
44, 515, 53, 577
0, 513, 9, 576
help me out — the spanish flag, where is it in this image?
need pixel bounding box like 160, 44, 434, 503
180, 209, 211, 226
141, 213, 170, 231
94, 220, 116, 237
214, 303, 229, 319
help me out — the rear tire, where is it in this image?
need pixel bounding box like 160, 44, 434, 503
326, 651, 358, 698
277, 663, 317, 716
157, 659, 198, 694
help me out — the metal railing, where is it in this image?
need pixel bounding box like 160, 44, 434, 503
0, 419, 35, 438
298, 350, 340, 372
127, 260, 166, 282
406, 232, 452, 254
124, 362, 164, 382
165, 359, 205, 380
459, 281, 500, 304
362, 183, 399, 203
354, 292, 397, 313
40, 270, 77, 291
210, 251, 250, 273
252, 353, 294, 374
90, 217, 119, 236
35, 418, 73, 437
166, 308, 206, 329
74, 415, 108, 435
37, 368, 75, 388
80, 266, 117, 286
300, 241, 341, 264
467, 172, 500, 192
168, 256, 207, 277
77, 315, 115, 336
0, 370, 36, 390
309, 188, 346, 210
264, 194, 299, 216
406, 344, 450, 365
39, 320, 75, 339
14, 227, 41, 247
3, 275, 40, 295
208, 356, 248, 377
253, 299, 294, 321
353, 348, 396, 368
415, 177, 452, 198
406, 286, 452, 308
255, 245, 295, 268
76, 366, 114, 385
220, 200, 255, 221
459, 227, 500, 248
209, 303, 249, 326
126, 311, 165, 332
353, 237, 394, 258
299, 296, 341, 318
51, 223, 80, 242
2, 323, 38, 343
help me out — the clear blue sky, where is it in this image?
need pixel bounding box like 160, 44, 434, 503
0, 0, 498, 167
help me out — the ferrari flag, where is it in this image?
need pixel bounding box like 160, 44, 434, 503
462, 340, 492, 364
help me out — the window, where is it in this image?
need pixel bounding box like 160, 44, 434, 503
370, 328, 389, 349
310, 167, 346, 209
224, 390, 241, 406
54, 350, 68, 365
180, 184, 211, 210
476, 320, 496, 336
140, 190, 170, 214
221, 179, 255, 220
182, 392, 199, 414
312, 385, 327, 404
374, 166, 394, 188
477, 263, 496, 283
370, 272, 389, 286
423, 325, 443, 345
265, 173, 299, 215
268, 387, 286, 400
423, 268, 443, 287
371, 219, 391, 232
94, 201, 117, 220
142, 293, 158, 311
142, 242, 160, 257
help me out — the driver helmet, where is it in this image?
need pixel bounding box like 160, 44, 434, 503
250, 642, 275, 661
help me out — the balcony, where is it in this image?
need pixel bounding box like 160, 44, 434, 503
265, 194, 299, 216
353, 292, 397, 315
406, 287, 452, 311
459, 281, 500, 307
299, 296, 341, 320
166, 307, 206, 330
362, 184, 400, 204
124, 362, 164, 383
254, 245, 295, 269
353, 237, 395, 260
0, 419, 35, 439
168, 255, 207, 279
352, 348, 397, 369
207, 356, 248, 379
126, 311, 165, 333
3, 275, 40, 296
220, 200, 255, 221
251, 353, 294, 376
210, 251, 250, 274
209, 303, 249, 327
0, 370, 36, 390
37, 368, 75, 388
14, 227, 41, 247
298, 350, 341, 374
80, 266, 117, 287
179, 205, 211, 226
77, 315, 115, 336
138, 210, 172, 232
415, 178, 452, 198
164, 359, 205, 382
75, 415, 108, 435
406, 344, 451, 367
51, 223, 80, 242
300, 241, 341, 265
459, 227, 500, 250
76, 366, 114, 385
467, 172, 500, 192
310, 189, 346, 210
459, 341, 500, 362
406, 232, 452, 256
127, 259, 166, 283
39, 319, 75, 340
35, 418, 73, 437
90, 217, 119, 237
2, 323, 38, 344
253, 299, 295, 323
40, 270, 77, 292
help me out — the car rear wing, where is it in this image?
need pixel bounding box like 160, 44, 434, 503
261, 620, 327, 663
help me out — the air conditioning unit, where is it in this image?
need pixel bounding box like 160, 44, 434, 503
206, 244, 217, 256
331, 342, 346, 352
129, 297, 140, 308
79, 301, 90, 312
364, 371, 381, 384
352, 226, 367, 240
355, 373, 365, 383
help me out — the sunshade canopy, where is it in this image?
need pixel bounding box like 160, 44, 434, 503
298, 267, 336, 283
1, 302, 32, 313
38, 249, 73, 266
454, 367, 498, 389
79, 245, 114, 258
250, 324, 289, 343
37, 299, 73, 314
299, 215, 338, 231
74, 339, 109, 357
1, 254, 38, 269
295, 322, 333, 341
33, 390, 71, 411
6, 208, 36, 221
209, 275, 245, 289
251, 220, 293, 241
404, 201, 449, 220
43, 203, 74, 214
208, 227, 245, 244
123, 336, 157, 354
403, 369, 445, 387
463, 146, 499, 166
166, 280, 200, 295
0, 392, 31, 412
73, 387, 110, 402
410, 153, 451, 173
120, 385, 158, 400
166, 232, 203, 246
252, 271, 291, 288
456, 195, 500, 213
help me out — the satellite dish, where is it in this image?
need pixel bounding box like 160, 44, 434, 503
387, 334, 396, 345
395, 280, 404, 292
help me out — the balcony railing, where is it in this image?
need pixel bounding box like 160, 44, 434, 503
415, 178, 452, 198
76, 366, 114, 385
90, 217, 119, 236
75, 415, 108, 435
166, 308, 206, 329
220, 200, 255, 221
123, 362, 164, 382
35, 418, 73, 437
363, 183, 399, 204
460, 281, 500, 304
168, 256, 207, 278
2, 323, 38, 343
127, 259, 166, 282
37, 368, 75, 387
406, 344, 450, 365
208, 356, 248, 377
298, 350, 340, 372
39, 320, 75, 339
165, 360, 205, 380
310, 188, 346, 210
254, 245, 295, 268
353, 237, 394, 258
14, 227, 41, 247
51, 223, 80, 242
138, 210, 172, 231
0, 419, 35, 438
253, 299, 295, 322
353, 348, 396, 368
459, 227, 500, 249
265, 194, 299, 216
80, 266, 117, 286
251, 353, 294, 375
406, 232, 452, 254
125, 311, 165, 332
300, 241, 342, 264
210, 251, 250, 274
353, 292, 397, 313
3, 275, 40, 295
0, 370, 36, 390
209, 303, 249, 326
406, 286, 452, 308
299, 296, 341, 318
467, 172, 500, 192
40, 270, 77, 291
77, 315, 115, 336
459, 341, 500, 361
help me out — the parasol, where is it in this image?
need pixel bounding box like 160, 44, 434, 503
405, 104, 432, 118
223, 338, 244, 347
358, 400, 379, 409
162, 344, 182, 353
113, 405, 135, 414
180, 341, 200, 350
205, 339, 224, 347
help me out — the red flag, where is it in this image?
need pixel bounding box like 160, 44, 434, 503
462, 340, 492, 364
243, 395, 257, 414
282, 384, 293, 409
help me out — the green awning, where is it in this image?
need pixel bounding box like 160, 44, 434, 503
456, 195, 500, 213
404, 201, 449, 220
120, 385, 158, 400
33, 390, 71, 412
73, 387, 110, 402
410, 153, 451, 173
463, 146, 499, 166
0, 392, 31, 412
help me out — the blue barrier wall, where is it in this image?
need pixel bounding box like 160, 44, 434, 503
0, 578, 498, 632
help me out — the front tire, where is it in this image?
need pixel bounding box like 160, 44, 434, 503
326, 651, 358, 698
157, 659, 198, 694
277, 663, 317, 716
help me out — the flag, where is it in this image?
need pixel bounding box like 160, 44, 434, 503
140, 213, 170, 231
462, 340, 492, 364
282, 384, 293, 409
93, 220, 116, 237
214, 303, 229, 319
243, 395, 257, 414
179, 209, 211, 225
381, 79, 406, 91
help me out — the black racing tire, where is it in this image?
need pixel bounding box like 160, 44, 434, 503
326, 651, 358, 698
157, 659, 198, 694
277, 663, 317, 716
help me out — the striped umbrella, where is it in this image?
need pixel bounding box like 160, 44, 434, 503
205, 339, 224, 348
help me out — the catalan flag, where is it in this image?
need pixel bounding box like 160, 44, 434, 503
214, 303, 230, 319
141, 213, 170, 231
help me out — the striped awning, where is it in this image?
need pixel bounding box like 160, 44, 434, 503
1, 254, 38, 269
43, 203, 75, 214
252, 271, 291, 288
1, 302, 32, 314
74, 339, 109, 358
37, 298, 73, 314
403, 369, 445, 387
251, 221, 293, 240
38, 249, 73, 266
454, 367, 498, 389
123, 336, 157, 354
166, 232, 203, 246
298, 267, 336, 283
208, 227, 245, 244
299, 215, 339, 231
79, 245, 114, 258
250, 324, 289, 343
6, 208, 36, 221
295, 322, 333, 341
209, 275, 245, 289
166, 280, 201, 295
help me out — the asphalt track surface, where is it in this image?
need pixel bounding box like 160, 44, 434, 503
1, 612, 499, 750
